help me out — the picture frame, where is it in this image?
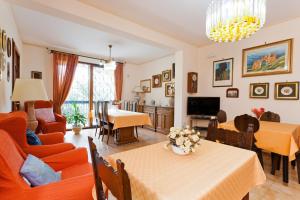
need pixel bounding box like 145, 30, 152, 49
187, 72, 198, 93
249, 83, 269, 99
1, 29, 6, 52
31, 71, 42, 79
140, 79, 151, 93
7, 62, 10, 82
165, 82, 175, 97
226, 88, 239, 98
275, 81, 299, 100
6, 37, 11, 58
172, 63, 175, 79
213, 58, 233, 87
162, 70, 171, 82
242, 39, 293, 77
152, 74, 162, 88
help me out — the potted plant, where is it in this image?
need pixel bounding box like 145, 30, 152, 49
66, 103, 87, 134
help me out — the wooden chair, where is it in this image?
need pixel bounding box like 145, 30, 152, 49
88, 137, 132, 200
260, 111, 280, 122
216, 110, 227, 123
94, 101, 100, 138
99, 101, 116, 144
130, 101, 139, 139
122, 101, 130, 111
206, 117, 218, 141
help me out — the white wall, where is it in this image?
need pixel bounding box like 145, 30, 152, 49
198, 18, 300, 124
22, 44, 53, 99
0, 0, 23, 112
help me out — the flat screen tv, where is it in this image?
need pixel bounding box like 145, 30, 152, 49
187, 97, 220, 116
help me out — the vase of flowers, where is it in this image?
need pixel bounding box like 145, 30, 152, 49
251, 107, 265, 119
166, 126, 201, 155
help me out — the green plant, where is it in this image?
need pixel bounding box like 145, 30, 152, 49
66, 103, 87, 127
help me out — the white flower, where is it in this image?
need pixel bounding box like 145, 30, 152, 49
186, 125, 190, 129
191, 135, 199, 142
197, 131, 201, 136
184, 140, 192, 148
169, 132, 177, 139
170, 127, 175, 132
176, 136, 185, 146
191, 148, 196, 153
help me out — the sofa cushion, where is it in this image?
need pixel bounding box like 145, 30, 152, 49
20, 154, 61, 186
26, 129, 42, 145
35, 108, 56, 122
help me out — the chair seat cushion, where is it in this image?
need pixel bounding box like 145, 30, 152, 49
35, 108, 56, 122
61, 163, 92, 180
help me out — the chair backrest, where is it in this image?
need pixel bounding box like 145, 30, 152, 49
99, 101, 109, 124
94, 101, 100, 121
122, 101, 130, 111
234, 114, 260, 133
130, 102, 138, 112
25, 100, 53, 112
216, 110, 227, 123
260, 111, 280, 122
206, 117, 218, 141
88, 137, 132, 200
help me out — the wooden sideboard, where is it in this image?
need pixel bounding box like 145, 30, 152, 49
138, 105, 174, 134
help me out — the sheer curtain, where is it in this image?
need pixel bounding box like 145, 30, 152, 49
93, 67, 115, 101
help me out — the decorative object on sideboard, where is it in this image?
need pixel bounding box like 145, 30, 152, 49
140, 79, 151, 93
226, 88, 239, 98
165, 82, 175, 97
1, 29, 7, 52
172, 63, 175, 79
249, 83, 269, 99
187, 72, 198, 93
251, 107, 265, 119
275, 81, 299, 100
213, 58, 233, 87
132, 85, 144, 105
7, 62, 10, 82
31, 71, 42, 79
6, 37, 11, 57
152, 74, 162, 88
162, 69, 171, 82
242, 39, 293, 77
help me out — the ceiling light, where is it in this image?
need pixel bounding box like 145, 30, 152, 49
105, 44, 116, 70
206, 0, 267, 42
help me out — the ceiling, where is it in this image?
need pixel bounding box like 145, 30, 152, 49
80, 0, 300, 46
12, 5, 174, 64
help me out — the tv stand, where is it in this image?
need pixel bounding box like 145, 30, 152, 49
189, 115, 215, 131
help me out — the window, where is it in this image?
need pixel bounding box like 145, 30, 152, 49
93, 67, 115, 101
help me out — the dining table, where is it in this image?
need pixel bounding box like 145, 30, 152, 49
94, 140, 266, 200
107, 109, 152, 145
219, 120, 300, 183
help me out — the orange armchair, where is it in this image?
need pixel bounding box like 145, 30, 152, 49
0, 111, 75, 158
25, 100, 66, 134
0, 130, 94, 200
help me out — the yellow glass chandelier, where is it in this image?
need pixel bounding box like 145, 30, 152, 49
206, 0, 266, 42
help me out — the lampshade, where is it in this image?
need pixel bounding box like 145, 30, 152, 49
12, 79, 48, 101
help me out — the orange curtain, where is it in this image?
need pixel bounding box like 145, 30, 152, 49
114, 62, 123, 102
53, 53, 79, 114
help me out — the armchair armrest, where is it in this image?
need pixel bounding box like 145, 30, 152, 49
38, 132, 64, 144
36, 117, 48, 127
42, 148, 88, 171
55, 113, 66, 123
23, 143, 75, 158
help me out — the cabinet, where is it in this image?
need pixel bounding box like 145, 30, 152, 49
143, 106, 156, 131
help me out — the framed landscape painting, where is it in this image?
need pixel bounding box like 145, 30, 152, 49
242, 39, 293, 77
249, 83, 269, 99
275, 81, 299, 100
140, 79, 151, 93
213, 58, 233, 87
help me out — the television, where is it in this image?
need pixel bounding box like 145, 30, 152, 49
187, 97, 220, 116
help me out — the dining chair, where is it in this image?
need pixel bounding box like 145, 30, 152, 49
260, 111, 280, 122
216, 110, 227, 123
206, 116, 218, 141
88, 137, 132, 200
99, 101, 116, 144
130, 101, 139, 139
94, 101, 100, 137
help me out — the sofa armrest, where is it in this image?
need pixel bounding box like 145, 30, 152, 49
37, 117, 48, 127
23, 143, 75, 158
28, 174, 94, 200
38, 132, 64, 144
41, 148, 89, 171
55, 113, 66, 123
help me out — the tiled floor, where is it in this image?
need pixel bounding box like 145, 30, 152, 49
65, 128, 300, 200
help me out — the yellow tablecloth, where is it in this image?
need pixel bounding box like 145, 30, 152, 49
107, 110, 152, 130
102, 140, 265, 200
219, 121, 300, 160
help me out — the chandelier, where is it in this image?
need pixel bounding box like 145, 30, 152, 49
206, 0, 267, 42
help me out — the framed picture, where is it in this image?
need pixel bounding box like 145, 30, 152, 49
172, 63, 175, 79
275, 81, 299, 100
152, 74, 162, 88
162, 70, 171, 82
7, 62, 10, 82
7, 37, 11, 58
1, 29, 6, 52
213, 58, 233, 87
226, 88, 239, 98
140, 79, 151, 93
187, 72, 198, 93
31, 71, 42, 79
165, 82, 175, 97
242, 39, 293, 77
250, 83, 269, 99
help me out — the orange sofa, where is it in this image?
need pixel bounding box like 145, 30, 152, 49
25, 100, 66, 134
0, 111, 74, 158
0, 129, 94, 200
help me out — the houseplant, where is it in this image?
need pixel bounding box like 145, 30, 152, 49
166, 126, 201, 155
66, 103, 86, 134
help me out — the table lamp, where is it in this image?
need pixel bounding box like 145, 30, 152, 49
132, 85, 144, 105
11, 79, 49, 131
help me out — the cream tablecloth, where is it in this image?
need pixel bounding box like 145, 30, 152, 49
107, 110, 152, 130
219, 121, 300, 160
103, 140, 265, 200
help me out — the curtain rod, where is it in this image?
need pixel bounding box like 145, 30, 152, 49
47, 48, 124, 64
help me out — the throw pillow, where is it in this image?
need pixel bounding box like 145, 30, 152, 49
20, 154, 61, 187
35, 108, 56, 122
26, 129, 42, 145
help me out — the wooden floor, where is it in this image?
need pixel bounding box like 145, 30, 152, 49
65, 128, 300, 200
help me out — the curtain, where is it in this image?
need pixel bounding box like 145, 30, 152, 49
53, 53, 79, 114
114, 62, 123, 101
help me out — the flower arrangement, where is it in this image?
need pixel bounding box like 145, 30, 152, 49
251, 107, 265, 119
166, 126, 201, 154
